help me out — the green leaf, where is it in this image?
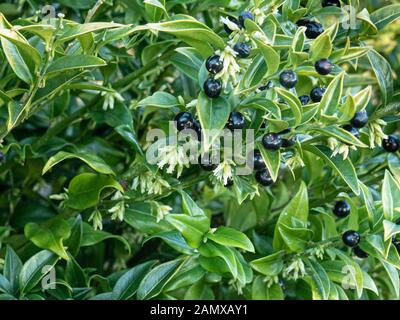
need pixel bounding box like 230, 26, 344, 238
275, 87, 302, 126
143, 231, 194, 254
42, 151, 115, 175
313, 126, 368, 148
4, 246, 22, 295
252, 276, 284, 300
144, 0, 168, 22
309, 34, 332, 62
46, 55, 106, 76
367, 49, 393, 106
257, 142, 281, 182
196, 92, 231, 151
19, 250, 58, 295
206, 227, 254, 252
25, 218, 71, 260
184, 281, 214, 300
254, 39, 280, 77
379, 259, 399, 298
198, 241, 238, 278
170, 47, 203, 81
138, 91, 180, 109
250, 251, 284, 277
382, 170, 400, 221
112, 260, 157, 300
179, 190, 205, 216
304, 258, 331, 300
65, 254, 87, 287
137, 258, 185, 300
165, 214, 210, 248
370, 5, 400, 30
57, 22, 124, 44
303, 145, 360, 195
147, 17, 225, 57
66, 173, 123, 210
319, 72, 345, 116
80, 222, 130, 252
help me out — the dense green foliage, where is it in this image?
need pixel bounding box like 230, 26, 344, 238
0, 0, 400, 300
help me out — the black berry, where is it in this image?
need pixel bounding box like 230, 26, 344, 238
296, 18, 310, 27
279, 70, 298, 89
175, 112, 196, 131
343, 125, 360, 139
322, 0, 341, 7
204, 78, 222, 98
299, 95, 311, 105
238, 11, 254, 28
262, 133, 282, 151
394, 242, 400, 255
342, 230, 360, 247
225, 179, 234, 187
382, 135, 400, 153
353, 246, 368, 259
305, 21, 324, 39
310, 86, 326, 102
253, 150, 266, 171
199, 155, 218, 171
206, 55, 224, 75
350, 111, 368, 128
224, 16, 239, 34
281, 136, 296, 148
226, 112, 245, 131
333, 200, 350, 218
255, 169, 274, 186
315, 59, 333, 75
259, 81, 273, 91
234, 42, 251, 58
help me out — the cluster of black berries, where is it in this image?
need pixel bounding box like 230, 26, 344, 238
204, 55, 224, 98
343, 110, 369, 139
252, 150, 274, 187
174, 112, 201, 139
262, 132, 296, 152
382, 135, 400, 153
296, 18, 324, 39
333, 200, 368, 258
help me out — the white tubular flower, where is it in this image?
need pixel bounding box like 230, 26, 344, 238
213, 159, 235, 185
220, 16, 240, 34
215, 46, 241, 85
253, 8, 265, 26
283, 258, 306, 281
157, 144, 191, 178
89, 208, 103, 231
131, 171, 170, 195
368, 119, 388, 148
108, 191, 125, 221
328, 138, 356, 160
150, 201, 173, 222
101, 90, 124, 111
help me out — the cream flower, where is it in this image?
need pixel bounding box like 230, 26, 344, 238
213, 159, 235, 185
215, 46, 241, 85
108, 191, 126, 221
367, 119, 388, 148
131, 171, 170, 195
157, 144, 192, 178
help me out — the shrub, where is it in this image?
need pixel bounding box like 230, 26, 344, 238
0, 0, 399, 301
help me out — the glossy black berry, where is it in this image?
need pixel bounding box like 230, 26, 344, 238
310, 86, 326, 102
305, 21, 324, 39
279, 70, 298, 89
342, 230, 360, 248
199, 155, 218, 171
225, 179, 234, 187
238, 11, 254, 28
315, 59, 333, 75
203, 78, 222, 98
255, 169, 274, 186
224, 16, 239, 34
206, 55, 224, 75
234, 42, 251, 58
343, 125, 360, 139
382, 135, 400, 153
350, 111, 368, 128
322, 0, 341, 7
296, 18, 310, 27
353, 246, 368, 259
281, 136, 296, 148
299, 95, 310, 105
175, 112, 195, 131
227, 112, 245, 131
259, 81, 273, 91
262, 133, 282, 151
333, 200, 350, 218
253, 150, 266, 171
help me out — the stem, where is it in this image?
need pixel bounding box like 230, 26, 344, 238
85, 0, 104, 23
